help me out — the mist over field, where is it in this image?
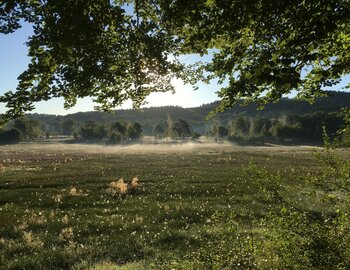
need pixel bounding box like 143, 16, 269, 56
0, 141, 318, 155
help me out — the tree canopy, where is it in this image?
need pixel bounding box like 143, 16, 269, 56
1, 0, 349, 125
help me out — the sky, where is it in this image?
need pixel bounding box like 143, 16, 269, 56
1, 21, 349, 116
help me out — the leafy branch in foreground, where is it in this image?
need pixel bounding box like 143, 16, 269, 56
0, 0, 199, 126
158, 0, 350, 111
1, 1, 350, 125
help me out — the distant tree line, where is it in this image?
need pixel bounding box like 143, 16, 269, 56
11, 91, 349, 141
208, 111, 345, 145
0, 110, 347, 146
78, 118, 201, 143
0, 117, 144, 145
77, 120, 143, 144
23, 91, 350, 134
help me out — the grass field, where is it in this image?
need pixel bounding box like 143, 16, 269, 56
0, 142, 339, 269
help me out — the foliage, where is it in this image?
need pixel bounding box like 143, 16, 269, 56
334, 108, 350, 146
153, 121, 167, 139
61, 119, 76, 136
127, 122, 143, 140
191, 131, 201, 140
5, 105, 347, 145
73, 131, 79, 139
207, 122, 228, 141
152, 119, 191, 139
0, 128, 22, 144
0, 0, 196, 125
249, 117, 271, 138
229, 116, 251, 138
159, 0, 350, 111
172, 119, 191, 139
79, 121, 107, 140
19, 91, 350, 137
12, 117, 43, 140
109, 131, 123, 144
77, 120, 143, 143
226, 111, 345, 144
109, 121, 143, 143
113, 121, 128, 138
1, 1, 349, 124
231, 138, 350, 269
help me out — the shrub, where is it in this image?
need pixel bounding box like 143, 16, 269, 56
242, 142, 350, 269
0, 128, 23, 145
109, 131, 123, 144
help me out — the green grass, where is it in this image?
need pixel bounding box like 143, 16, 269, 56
0, 143, 328, 269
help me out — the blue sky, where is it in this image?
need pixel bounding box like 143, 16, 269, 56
1, 21, 349, 116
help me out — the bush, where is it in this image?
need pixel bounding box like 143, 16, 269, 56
191, 131, 201, 140
109, 131, 123, 144
0, 128, 23, 145
242, 142, 350, 269
80, 121, 107, 140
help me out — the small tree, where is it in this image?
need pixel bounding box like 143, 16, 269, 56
172, 119, 191, 139
61, 118, 76, 136
113, 121, 127, 137
228, 117, 251, 142
133, 122, 143, 139
45, 130, 50, 139
127, 122, 143, 141
154, 121, 168, 139
0, 128, 23, 145
109, 131, 122, 144
192, 131, 201, 140
249, 117, 272, 138
73, 131, 79, 140
79, 121, 106, 140
13, 118, 43, 140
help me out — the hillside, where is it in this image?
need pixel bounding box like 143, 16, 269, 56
27, 91, 350, 134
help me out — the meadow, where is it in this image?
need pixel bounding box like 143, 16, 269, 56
0, 142, 344, 269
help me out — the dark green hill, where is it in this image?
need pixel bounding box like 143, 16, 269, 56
27, 91, 350, 134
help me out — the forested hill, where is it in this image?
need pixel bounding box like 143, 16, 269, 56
28, 91, 350, 126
